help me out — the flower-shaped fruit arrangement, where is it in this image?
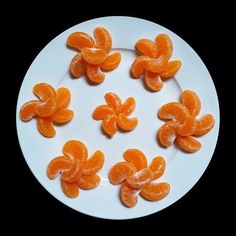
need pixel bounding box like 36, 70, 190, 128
131, 34, 182, 91
158, 90, 215, 152
19, 83, 73, 138
67, 27, 121, 84
92, 92, 138, 137
109, 149, 170, 208
47, 140, 105, 198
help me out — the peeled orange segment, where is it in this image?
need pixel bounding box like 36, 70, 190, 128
177, 115, 196, 136
51, 109, 74, 124
117, 114, 138, 131
61, 179, 79, 198
145, 71, 163, 91
194, 114, 215, 136
34, 97, 57, 117
120, 182, 138, 208
47, 156, 72, 179
159, 60, 182, 79
36, 118, 56, 138
155, 34, 173, 60
131, 56, 150, 78
109, 162, 137, 185
100, 52, 121, 71
102, 114, 117, 136
140, 182, 170, 201
33, 83, 56, 101
61, 159, 81, 183
63, 140, 88, 161
176, 135, 201, 153
94, 27, 112, 53
158, 102, 190, 123
93, 105, 115, 120
81, 150, 105, 175
147, 55, 168, 73
135, 39, 157, 58
149, 156, 166, 180
123, 149, 147, 171
67, 32, 95, 51
120, 97, 135, 116
158, 121, 179, 147
181, 90, 201, 117
104, 92, 122, 114
81, 47, 106, 65
20, 100, 39, 121
126, 168, 154, 190
86, 64, 105, 83
70, 53, 86, 78
55, 87, 71, 109
77, 174, 100, 190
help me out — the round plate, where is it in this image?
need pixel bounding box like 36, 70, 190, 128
16, 16, 219, 219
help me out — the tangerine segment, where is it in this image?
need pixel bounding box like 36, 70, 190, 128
93, 105, 115, 120
140, 182, 170, 201
176, 135, 201, 153
61, 179, 79, 198
120, 182, 138, 208
61, 159, 81, 183
145, 71, 163, 91
33, 83, 56, 101
47, 156, 72, 179
109, 162, 136, 185
77, 174, 100, 190
123, 149, 147, 171
20, 100, 39, 121
86, 64, 105, 83
100, 52, 121, 71
147, 55, 168, 73
181, 90, 201, 117
155, 34, 173, 59
94, 27, 112, 53
149, 156, 166, 180
131, 56, 150, 78
159, 60, 182, 79
51, 109, 74, 124
63, 140, 88, 161
177, 115, 196, 136
34, 97, 57, 117
70, 53, 86, 78
67, 32, 95, 51
56, 87, 71, 109
126, 168, 154, 190
102, 114, 117, 136
81, 47, 106, 65
117, 114, 138, 131
81, 150, 105, 175
135, 39, 157, 58
158, 102, 189, 123
120, 97, 135, 116
104, 92, 122, 114
194, 114, 215, 136
37, 118, 56, 138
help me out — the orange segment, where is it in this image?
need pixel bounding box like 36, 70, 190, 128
194, 114, 215, 136
135, 39, 157, 58
140, 182, 170, 201
36, 118, 55, 138
92, 105, 115, 120
102, 114, 117, 136
61, 159, 81, 183
181, 90, 201, 117
104, 92, 122, 114
47, 156, 72, 179
109, 162, 136, 185
81, 47, 106, 65
94, 27, 112, 53
147, 55, 168, 73
155, 34, 173, 59
145, 71, 163, 91
176, 135, 201, 153
131, 56, 150, 78
67, 32, 95, 51
86, 64, 105, 83
120, 182, 138, 208
63, 140, 88, 161
158, 102, 189, 123
177, 115, 196, 136
120, 97, 135, 116
33, 83, 56, 101
61, 179, 79, 198
159, 60, 182, 79
123, 149, 147, 171
117, 114, 138, 131
100, 52, 121, 71
56, 87, 71, 109
77, 174, 100, 190
34, 97, 57, 117
20, 100, 39, 121
81, 150, 105, 175
70, 53, 86, 78
126, 168, 153, 190
51, 109, 74, 124
149, 156, 166, 180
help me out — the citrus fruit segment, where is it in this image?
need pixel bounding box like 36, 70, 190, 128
149, 156, 166, 180
20, 100, 39, 121
61, 179, 79, 198
176, 135, 201, 153
120, 182, 138, 208
92, 105, 115, 120
33, 83, 56, 101
177, 115, 196, 136
94, 27, 112, 53
145, 71, 163, 91
120, 97, 136, 116
70, 53, 86, 78
61, 159, 81, 183
104, 92, 122, 114
155, 34, 173, 59
81, 47, 106, 65
147, 55, 168, 73
135, 39, 157, 58
194, 114, 215, 136
100, 52, 121, 71
86, 64, 105, 83
159, 60, 182, 79
102, 114, 117, 136
51, 109, 74, 124
77, 174, 100, 190
56, 87, 71, 109
36, 118, 56, 137
131, 56, 150, 78
34, 97, 57, 117
117, 114, 138, 131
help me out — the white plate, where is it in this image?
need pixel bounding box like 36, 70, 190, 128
16, 16, 219, 219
